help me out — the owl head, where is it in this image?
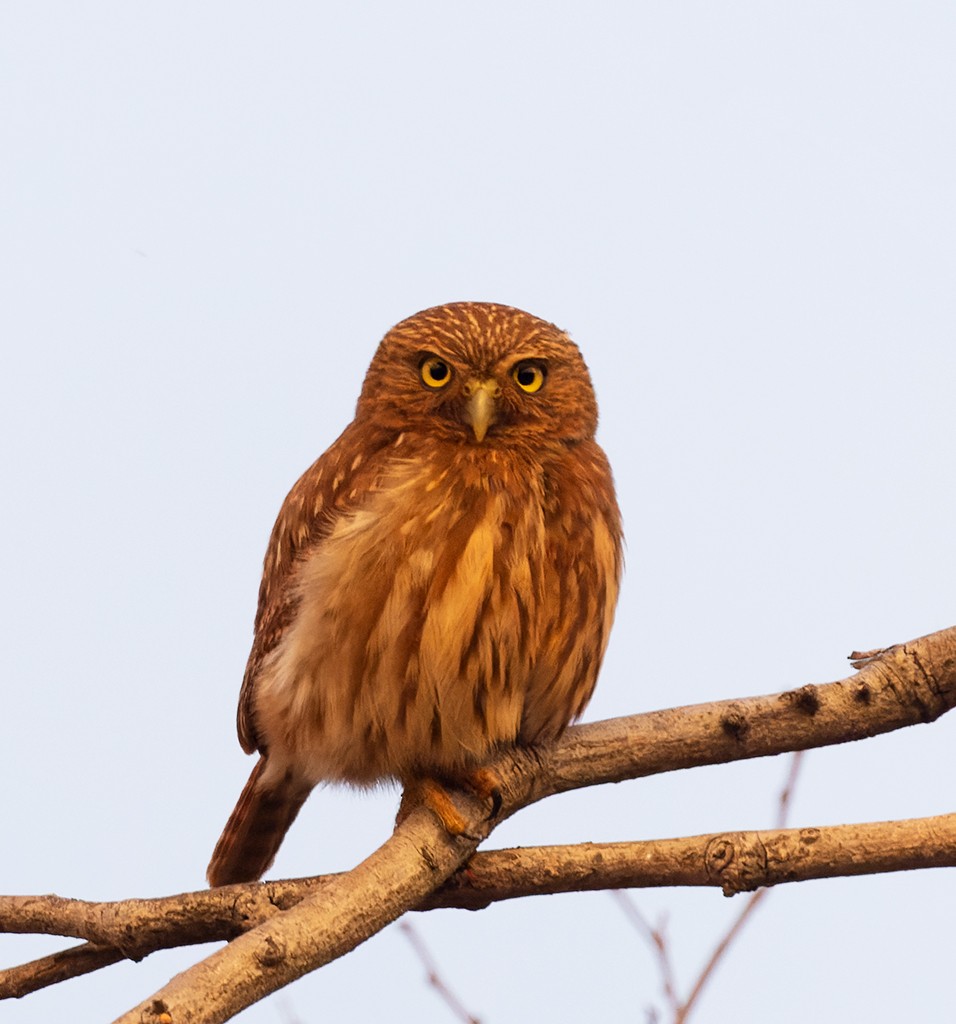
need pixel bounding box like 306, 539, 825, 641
356, 302, 599, 447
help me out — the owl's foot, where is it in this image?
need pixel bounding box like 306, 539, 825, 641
397, 777, 472, 836
420, 777, 471, 836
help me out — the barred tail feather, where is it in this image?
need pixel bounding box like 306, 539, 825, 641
207, 757, 311, 887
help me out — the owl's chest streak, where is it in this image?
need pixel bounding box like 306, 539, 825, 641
257, 463, 549, 782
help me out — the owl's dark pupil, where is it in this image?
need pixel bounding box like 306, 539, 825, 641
517, 367, 535, 385
431, 362, 448, 380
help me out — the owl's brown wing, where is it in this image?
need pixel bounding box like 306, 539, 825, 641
236, 421, 391, 753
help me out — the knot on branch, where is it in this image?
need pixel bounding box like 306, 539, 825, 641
706, 827, 825, 896
704, 833, 768, 895
232, 888, 283, 933
254, 934, 287, 970
720, 705, 751, 742
782, 685, 821, 716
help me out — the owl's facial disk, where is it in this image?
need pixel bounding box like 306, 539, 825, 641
462, 379, 500, 442
358, 303, 599, 448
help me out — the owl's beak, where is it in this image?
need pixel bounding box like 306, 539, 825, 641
464, 379, 499, 442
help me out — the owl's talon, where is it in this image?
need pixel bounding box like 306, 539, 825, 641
464, 766, 504, 821
487, 786, 502, 820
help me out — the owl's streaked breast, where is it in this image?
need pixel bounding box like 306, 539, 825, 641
252, 448, 539, 783
252, 441, 618, 788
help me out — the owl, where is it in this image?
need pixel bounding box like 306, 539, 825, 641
207, 302, 622, 886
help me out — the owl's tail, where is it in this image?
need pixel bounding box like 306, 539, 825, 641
207, 756, 312, 887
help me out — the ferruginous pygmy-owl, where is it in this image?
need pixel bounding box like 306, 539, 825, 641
207, 302, 622, 887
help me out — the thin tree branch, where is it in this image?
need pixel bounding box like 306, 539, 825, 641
0, 942, 123, 999
398, 921, 481, 1024
431, 812, 956, 903
676, 751, 805, 1023
773, 751, 805, 830
610, 894, 681, 1019
680, 892, 767, 1024
613, 751, 806, 1024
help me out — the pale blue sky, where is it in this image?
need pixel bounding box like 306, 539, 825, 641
2, 4, 955, 1021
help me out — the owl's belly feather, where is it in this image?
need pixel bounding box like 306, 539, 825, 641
254, 466, 546, 785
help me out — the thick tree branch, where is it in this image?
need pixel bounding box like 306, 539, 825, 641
1, 625, 954, 1020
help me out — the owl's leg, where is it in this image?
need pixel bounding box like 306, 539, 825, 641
397, 777, 470, 835
397, 771, 502, 837
422, 777, 471, 834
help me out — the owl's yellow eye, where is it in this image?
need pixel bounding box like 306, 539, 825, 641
420, 356, 452, 389
512, 361, 546, 394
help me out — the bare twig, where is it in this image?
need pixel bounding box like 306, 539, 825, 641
774, 750, 805, 830
399, 922, 481, 1024
615, 751, 805, 1023
610, 895, 680, 1019
678, 751, 805, 1022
